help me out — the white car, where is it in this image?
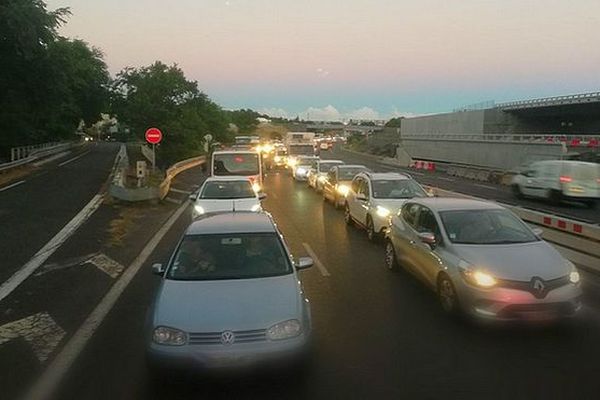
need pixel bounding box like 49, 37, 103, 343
190, 177, 266, 218
344, 172, 429, 241
511, 160, 599, 207
307, 159, 344, 192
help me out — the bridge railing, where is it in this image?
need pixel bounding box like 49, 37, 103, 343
401, 133, 600, 147
498, 92, 600, 109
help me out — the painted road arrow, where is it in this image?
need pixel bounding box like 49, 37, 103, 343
0, 312, 65, 362
35, 252, 125, 279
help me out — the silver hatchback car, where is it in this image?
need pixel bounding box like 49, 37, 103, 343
147, 212, 313, 372
385, 198, 582, 322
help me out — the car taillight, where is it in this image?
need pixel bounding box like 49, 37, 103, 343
559, 176, 572, 183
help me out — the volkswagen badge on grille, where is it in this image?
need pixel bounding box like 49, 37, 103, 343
221, 331, 235, 345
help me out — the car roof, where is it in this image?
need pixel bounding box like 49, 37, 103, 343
408, 197, 505, 212
360, 172, 412, 180
186, 212, 276, 235
337, 164, 367, 169
203, 176, 251, 182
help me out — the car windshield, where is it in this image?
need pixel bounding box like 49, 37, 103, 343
372, 179, 427, 199
200, 181, 255, 199
319, 162, 339, 172
167, 233, 292, 280
213, 153, 259, 176
440, 209, 539, 244
338, 167, 367, 180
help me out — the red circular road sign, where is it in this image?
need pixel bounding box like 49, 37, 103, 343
145, 128, 162, 144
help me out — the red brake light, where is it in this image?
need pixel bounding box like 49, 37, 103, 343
559, 176, 572, 183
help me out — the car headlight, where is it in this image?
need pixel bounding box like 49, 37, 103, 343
337, 184, 350, 196
460, 266, 497, 288
153, 326, 187, 346
569, 271, 580, 284
251, 204, 261, 212
376, 206, 391, 218
252, 182, 261, 193
267, 319, 302, 340
297, 167, 307, 175
194, 205, 205, 215
288, 159, 297, 167
318, 175, 327, 183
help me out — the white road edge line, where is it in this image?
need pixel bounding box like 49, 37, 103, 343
25, 201, 190, 400
302, 243, 331, 277
0, 180, 26, 193
438, 177, 455, 182
0, 194, 104, 303
58, 151, 90, 167
473, 183, 497, 190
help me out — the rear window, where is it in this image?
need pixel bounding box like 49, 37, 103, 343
200, 181, 255, 199
372, 179, 427, 199
167, 233, 292, 280
213, 153, 259, 176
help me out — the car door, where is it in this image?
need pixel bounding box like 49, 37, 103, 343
521, 163, 543, 197
323, 169, 337, 201
353, 179, 370, 226
347, 177, 362, 219
390, 203, 421, 272
411, 206, 445, 289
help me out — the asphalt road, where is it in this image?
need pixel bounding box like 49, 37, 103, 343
52, 168, 600, 400
0, 142, 119, 284
326, 147, 600, 224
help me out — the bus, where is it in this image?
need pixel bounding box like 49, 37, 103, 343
211, 150, 263, 193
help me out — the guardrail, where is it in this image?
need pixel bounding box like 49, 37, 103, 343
0, 142, 77, 173
430, 187, 600, 274
9, 141, 66, 162
158, 155, 206, 199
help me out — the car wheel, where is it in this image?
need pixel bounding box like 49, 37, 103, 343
344, 204, 353, 226
366, 215, 377, 242
512, 184, 524, 199
385, 241, 399, 272
437, 274, 459, 314
549, 189, 563, 206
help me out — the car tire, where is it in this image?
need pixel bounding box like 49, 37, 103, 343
366, 215, 377, 242
437, 274, 459, 315
512, 184, 524, 199
344, 204, 353, 226
385, 240, 399, 272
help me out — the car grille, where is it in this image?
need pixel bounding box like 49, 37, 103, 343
498, 275, 570, 299
188, 329, 267, 345
498, 301, 579, 319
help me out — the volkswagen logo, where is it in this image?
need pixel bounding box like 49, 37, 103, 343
530, 277, 546, 298
221, 331, 235, 345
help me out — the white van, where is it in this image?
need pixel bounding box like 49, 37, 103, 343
511, 160, 599, 207
211, 150, 263, 193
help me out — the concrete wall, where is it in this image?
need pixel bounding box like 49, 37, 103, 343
400, 138, 564, 170
401, 110, 485, 135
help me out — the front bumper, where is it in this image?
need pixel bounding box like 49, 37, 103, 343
147, 333, 310, 372
458, 279, 582, 322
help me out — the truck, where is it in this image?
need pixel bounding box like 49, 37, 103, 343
285, 132, 317, 168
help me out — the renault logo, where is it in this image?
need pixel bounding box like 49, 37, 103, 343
221, 331, 235, 345
531, 277, 546, 298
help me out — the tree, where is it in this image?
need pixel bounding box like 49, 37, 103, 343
0, 1, 109, 158
385, 117, 404, 127
225, 109, 261, 134
111, 62, 230, 164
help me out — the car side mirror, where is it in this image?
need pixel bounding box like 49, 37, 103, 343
356, 193, 367, 201
189, 193, 197, 201
152, 263, 165, 276
295, 257, 313, 270
532, 227, 543, 238
426, 188, 436, 197
418, 232, 437, 248
258, 192, 267, 200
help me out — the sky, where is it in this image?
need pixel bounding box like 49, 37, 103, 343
46, 0, 600, 120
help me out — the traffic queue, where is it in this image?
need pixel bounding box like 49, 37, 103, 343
145, 137, 582, 377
